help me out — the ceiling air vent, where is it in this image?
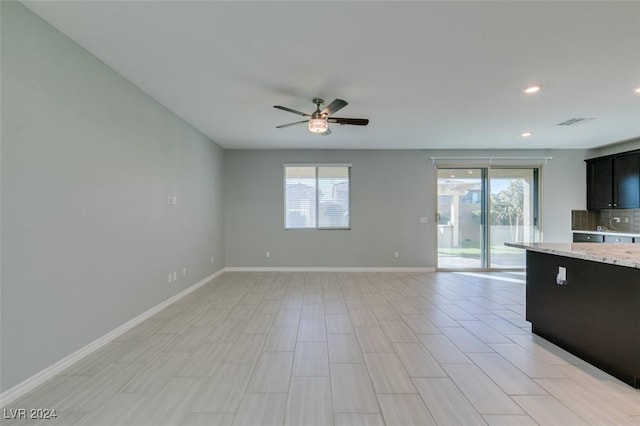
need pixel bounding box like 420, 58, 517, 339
557, 118, 595, 126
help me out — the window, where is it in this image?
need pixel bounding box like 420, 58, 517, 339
284, 164, 351, 229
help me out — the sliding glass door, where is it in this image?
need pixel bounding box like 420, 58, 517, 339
437, 167, 539, 270
437, 169, 485, 268
488, 168, 538, 268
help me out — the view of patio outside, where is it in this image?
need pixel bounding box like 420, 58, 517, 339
437, 168, 537, 269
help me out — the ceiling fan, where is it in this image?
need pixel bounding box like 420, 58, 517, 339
274, 98, 369, 135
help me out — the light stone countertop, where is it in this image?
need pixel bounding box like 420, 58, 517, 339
505, 242, 640, 269
572, 230, 640, 238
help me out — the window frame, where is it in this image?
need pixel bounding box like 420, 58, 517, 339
283, 163, 352, 230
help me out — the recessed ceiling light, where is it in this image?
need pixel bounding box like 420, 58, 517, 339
524, 85, 542, 94
521, 131, 533, 138
634, 87, 640, 94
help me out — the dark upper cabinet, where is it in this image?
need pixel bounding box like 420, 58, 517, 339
614, 154, 640, 209
586, 151, 640, 210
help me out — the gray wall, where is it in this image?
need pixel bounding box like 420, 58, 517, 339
539, 149, 589, 241
1, 2, 225, 392
591, 137, 640, 157
225, 150, 434, 268
224, 148, 589, 268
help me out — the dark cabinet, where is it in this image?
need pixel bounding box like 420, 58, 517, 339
603, 235, 633, 243
573, 233, 604, 242
526, 251, 640, 388
614, 154, 640, 209
586, 151, 640, 210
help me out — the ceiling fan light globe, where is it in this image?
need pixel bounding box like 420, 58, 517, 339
308, 118, 329, 133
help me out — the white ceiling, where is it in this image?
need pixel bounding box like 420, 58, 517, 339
23, 1, 640, 150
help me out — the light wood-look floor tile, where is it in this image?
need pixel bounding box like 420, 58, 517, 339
175, 342, 233, 377
297, 319, 326, 342
58, 363, 143, 411
392, 343, 446, 377
440, 326, 494, 353
413, 377, 486, 426
326, 314, 354, 334
511, 395, 589, 425
349, 309, 379, 326
190, 363, 254, 412
7, 271, 638, 426
482, 414, 538, 426
328, 334, 364, 363
301, 303, 325, 320
180, 413, 236, 426
334, 413, 386, 426
208, 320, 245, 343
330, 363, 379, 414
285, 377, 333, 426
118, 333, 178, 363
225, 334, 265, 364
232, 393, 288, 426
378, 320, 418, 343
535, 378, 638, 425
74, 392, 150, 426
273, 309, 300, 326
242, 313, 275, 334
400, 315, 440, 335
490, 343, 566, 379
120, 352, 190, 393
248, 352, 294, 393
293, 342, 329, 377
130, 377, 206, 426
417, 334, 472, 364
264, 326, 298, 352
443, 364, 524, 415
363, 352, 416, 394
354, 327, 394, 353
468, 352, 547, 395
377, 394, 436, 426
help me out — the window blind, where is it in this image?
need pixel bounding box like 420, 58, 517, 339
284, 164, 351, 229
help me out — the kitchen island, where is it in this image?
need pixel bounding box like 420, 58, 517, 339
506, 242, 640, 388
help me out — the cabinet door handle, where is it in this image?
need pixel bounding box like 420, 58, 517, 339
608, 203, 612, 206
614, 203, 618, 207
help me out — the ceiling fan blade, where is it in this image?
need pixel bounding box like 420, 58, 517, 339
321, 99, 348, 116
276, 120, 309, 129
327, 117, 369, 126
274, 105, 310, 117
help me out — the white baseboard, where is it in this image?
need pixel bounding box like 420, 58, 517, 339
0, 268, 224, 408
224, 266, 436, 272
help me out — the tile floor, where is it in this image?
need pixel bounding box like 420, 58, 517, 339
3, 271, 640, 425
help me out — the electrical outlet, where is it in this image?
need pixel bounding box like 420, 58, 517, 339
183, 267, 187, 276
173, 271, 177, 281
556, 266, 567, 285
168, 273, 172, 283
266, 251, 271, 258
210, 256, 215, 264
394, 251, 400, 258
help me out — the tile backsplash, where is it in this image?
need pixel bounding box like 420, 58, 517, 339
572, 209, 640, 234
